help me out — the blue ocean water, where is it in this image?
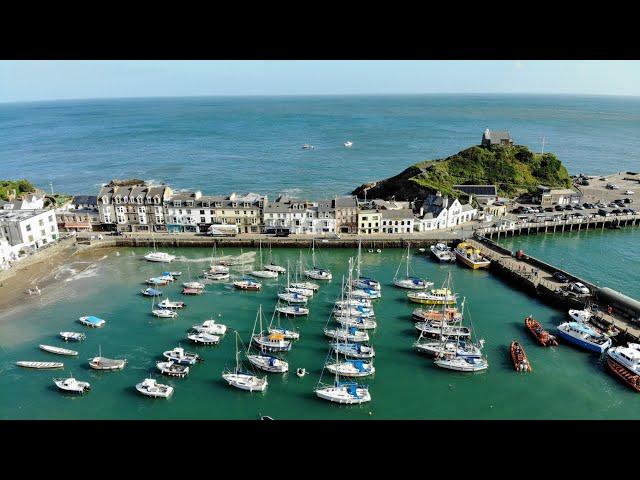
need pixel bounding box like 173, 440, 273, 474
1, 94, 639, 198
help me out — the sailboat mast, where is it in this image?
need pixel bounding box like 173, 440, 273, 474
406, 243, 410, 278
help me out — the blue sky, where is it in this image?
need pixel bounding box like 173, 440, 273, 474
1, 60, 640, 103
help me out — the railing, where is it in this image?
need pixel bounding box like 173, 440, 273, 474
477, 213, 639, 236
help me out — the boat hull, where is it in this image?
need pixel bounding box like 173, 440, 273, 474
556, 328, 611, 353
454, 250, 490, 269
606, 357, 640, 392
222, 373, 268, 392
315, 387, 371, 404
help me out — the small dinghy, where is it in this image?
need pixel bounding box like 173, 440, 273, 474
247, 353, 289, 373
158, 298, 185, 309
136, 378, 174, 398
141, 288, 163, 297
156, 361, 190, 378
192, 319, 227, 335
163, 347, 202, 365
78, 315, 106, 328
39, 344, 78, 356
59, 331, 86, 342
296, 368, 306, 377
54, 376, 91, 394
16, 361, 63, 369
510, 341, 532, 372
152, 309, 178, 318
188, 332, 220, 345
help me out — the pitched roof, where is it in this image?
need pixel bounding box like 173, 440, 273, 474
72, 195, 97, 206
380, 208, 415, 219
453, 185, 497, 196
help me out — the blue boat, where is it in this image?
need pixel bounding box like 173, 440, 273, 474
330, 342, 375, 359
141, 287, 163, 297
556, 321, 612, 353
78, 315, 106, 328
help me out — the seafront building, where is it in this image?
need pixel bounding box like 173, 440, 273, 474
97, 183, 173, 232
0, 209, 60, 255
415, 193, 478, 231
263, 196, 334, 234
164, 191, 266, 234
0, 192, 46, 211
380, 209, 415, 233
357, 209, 382, 234
334, 195, 358, 234
56, 195, 99, 232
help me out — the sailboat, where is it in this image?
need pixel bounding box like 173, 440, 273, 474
304, 239, 332, 280
252, 305, 292, 352
277, 261, 311, 308
291, 252, 321, 291
250, 240, 279, 279
202, 245, 230, 280
222, 331, 268, 392
263, 242, 287, 274
433, 297, 488, 372
182, 264, 205, 290
352, 239, 382, 292
315, 347, 371, 404
268, 308, 301, 339
143, 232, 175, 263
152, 294, 178, 318
247, 310, 289, 373
393, 243, 432, 290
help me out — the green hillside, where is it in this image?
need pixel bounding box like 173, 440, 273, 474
0, 179, 35, 201
352, 144, 572, 201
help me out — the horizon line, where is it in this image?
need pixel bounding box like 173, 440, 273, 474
3, 91, 640, 106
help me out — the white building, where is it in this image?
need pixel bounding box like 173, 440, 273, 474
415, 193, 477, 231
0, 192, 46, 211
380, 209, 415, 233
0, 237, 18, 269
264, 196, 334, 234
0, 209, 60, 254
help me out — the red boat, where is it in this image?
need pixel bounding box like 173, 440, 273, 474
606, 357, 640, 392
510, 341, 532, 372
524, 316, 558, 346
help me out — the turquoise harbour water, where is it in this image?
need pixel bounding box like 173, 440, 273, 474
2, 95, 640, 198
1, 241, 639, 420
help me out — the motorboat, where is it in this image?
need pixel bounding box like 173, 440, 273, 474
277, 292, 309, 304
39, 344, 78, 356
146, 277, 170, 286
326, 359, 374, 377
78, 315, 106, 328
16, 361, 63, 369
344, 141, 353, 148
188, 332, 221, 345
568, 308, 594, 323
453, 242, 490, 269
53, 377, 91, 394
247, 354, 289, 373
510, 341, 532, 372
192, 319, 227, 335
163, 347, 202, 365
143, 251, 175, 263
606, 343, 640, 392
156, 361, 190, 378
136, 378, 174, 398
412, 307, 462, 323
315, 381, 371, 404
152, 308, 178, 318
330, 342, 375, 359
59, 331, 86, 342
141, 288, 163, 297
302, 144, 315, 150
334, 315, 377, 330
430, 243, 456, 263
435, 352, 489, 372
324, 326, 369, 343
524, 316, 558, 346
556, 321, 612, 353
234, 279, 262, 291
158, 298, 185, 309
407, 289, 457, 305
275, 304, 309, 316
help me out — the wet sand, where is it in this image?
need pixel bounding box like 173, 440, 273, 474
0, 242, 114, 314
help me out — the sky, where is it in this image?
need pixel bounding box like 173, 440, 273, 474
1, 60, 640, 103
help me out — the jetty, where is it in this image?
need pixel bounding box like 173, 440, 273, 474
468, 235, 640, 343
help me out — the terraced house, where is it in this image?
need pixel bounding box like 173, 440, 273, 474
97, 183, 172, 232
164, 191, 266, 233
263, 195, 333, 234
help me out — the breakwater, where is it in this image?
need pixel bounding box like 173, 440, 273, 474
470, 235, 640, 343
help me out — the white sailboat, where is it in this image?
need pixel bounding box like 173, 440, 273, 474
268, 308, 301, 339
151, 294, 178, 318
247, 310, 289, 373
264, 242, 287, 274
143, 233, 175, 263
252, 305, 292, 352
89, 346, 127, 370
250, 240, 279, 279
222, 331, 268, 392
352, 239, 382, 292
315, 347, 371, 404
304, 239, 332, 280
393, 243, 432, 290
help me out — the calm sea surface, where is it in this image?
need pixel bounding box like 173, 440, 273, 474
1, 95, 639, 419
1, 94, 640, 198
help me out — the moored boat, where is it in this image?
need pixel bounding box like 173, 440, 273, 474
163, 347, 202, 365
222, 332, 268, 392
143, 251, 175, 263
39, 344, 78, 356
393, 244, 431, 289
606, 344, 640, 392
141, 288, 163, 297
524, 316, 558, 346
330, 342, 375, 359
152, 308, 178, 318
188, 332, 220, 345
156, 361, 190, 378
233, 278, 262, 291
16, 361, 63, 369
136, 378, 174, 398
324, 326, 369, 343
414, 336, 481, 357
510, 341, 532, 372
430, 243, 456, 263
556, 321, 612, 353
277, 292, 308, 304
275, 304, 309, 316
89, 352, 127, 370
334, 315, 377, 330
79, 315, 106, 328
192, 319, 227, 335
326, 359, 375, 377
412, 307, 462, 323
158, 298, 185, 309
291, 281, 320, 292
407, 288, 457, 305
59, 331, 86, 342
247, 353, 289, 373
53, 377, 91, 394
568, 308, 593, 323
415, 320, 471, 337
435, 352, 489, 372
454, 242, 491, 269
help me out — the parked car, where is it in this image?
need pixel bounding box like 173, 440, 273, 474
625, 190, 634, 195
628, 208, 636, 214
553, 272, 569, 283
544, 207, 554, 212
554, 205, 564, 211
570, 282, 590, 294
564, 205, 573, 210
574, 205, 585, 210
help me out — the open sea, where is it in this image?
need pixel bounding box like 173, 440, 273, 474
0, 94, 639, 419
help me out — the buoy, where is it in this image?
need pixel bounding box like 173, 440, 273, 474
296, 368, 306, 378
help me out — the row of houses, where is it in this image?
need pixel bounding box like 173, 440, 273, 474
90, 180, 486, 235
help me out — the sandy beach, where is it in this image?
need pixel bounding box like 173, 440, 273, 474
0, 239, 114, 314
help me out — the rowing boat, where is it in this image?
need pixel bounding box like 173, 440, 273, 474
16, 361, 64, 369
39, 344, 78, 356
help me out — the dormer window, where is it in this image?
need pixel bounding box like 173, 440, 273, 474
154, 196, 160, 204
174, 200, 182, 207
115, 196, 121, 204
214, 202, 222, 207
146, 197, 152, 204
186, 201, 194, 207
138, 195, 143, 204
102, 196, 109, 205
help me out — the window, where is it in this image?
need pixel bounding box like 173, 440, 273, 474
235, 210, 240, 215
174, 200, 182, 207
48, 215, 53, 223
26, 224, 32, 232
28, 235, 34, 242
39, 219, 44, 226
200, 210, 205, 215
